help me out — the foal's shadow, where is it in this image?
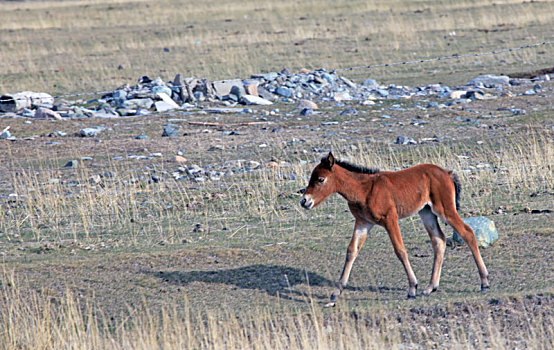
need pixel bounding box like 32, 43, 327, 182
146, 265, 334, 302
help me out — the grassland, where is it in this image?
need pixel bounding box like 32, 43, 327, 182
0, 0, 553, 95
1, 0, 554, 349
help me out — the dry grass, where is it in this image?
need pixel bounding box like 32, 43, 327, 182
1, 0, 553, 94
1, 272, 552, 350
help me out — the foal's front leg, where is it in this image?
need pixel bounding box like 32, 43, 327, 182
329, 221, 373, 305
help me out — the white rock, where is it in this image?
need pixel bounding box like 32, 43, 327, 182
240, 95, 273, 105
156, 92, 180, 108
35, 107, 62, 120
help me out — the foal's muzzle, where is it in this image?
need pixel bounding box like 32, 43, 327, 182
300, 195, 314, 210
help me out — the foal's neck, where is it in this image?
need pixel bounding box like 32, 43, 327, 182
334, 166, 375, 203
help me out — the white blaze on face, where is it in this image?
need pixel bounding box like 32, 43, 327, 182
300, 194, 315, 209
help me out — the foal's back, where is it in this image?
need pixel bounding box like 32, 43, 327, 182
365, 164, 456, 219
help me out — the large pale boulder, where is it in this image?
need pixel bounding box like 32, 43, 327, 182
453, 216, 498, 248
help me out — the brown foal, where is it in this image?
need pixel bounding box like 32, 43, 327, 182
300, 152, 489, 304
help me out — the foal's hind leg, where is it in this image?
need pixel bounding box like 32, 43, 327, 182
419, 206, 446, 296
383, 214, 418, 299
442, 207, 490, 291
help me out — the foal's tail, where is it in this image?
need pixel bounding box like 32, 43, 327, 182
449, 171, 462, 211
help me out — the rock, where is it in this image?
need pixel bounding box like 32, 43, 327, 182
426, 102, 439, 108
240, 95, 273, 105
0, 92, 54, 112
0, 126, 11, 139
156, 92, 180, 107
162, 124, 179, 137
333, 92, 352, 101
300, 108, 313, 117
229, 85, 243, 99
466, 90, 485, 100
362, 79, 379, 89
243, 80, 259, 96
80, 126, 105, 137
296, 99, 318, 110
449, 90, 467, 99
213, 79, 245, 97
340, 107, 357, 115
265, 161, 280, 169
395, 136, 416, 145
155, 101, 178, 112
523, 89, 536, 95
35, 107, 62, 120
174, 155, 187, 163
152, 85, 172, 96
64, 160, 79, 168
257, 86, 275, 101
453, 216, 498, 248
275, 86, 292, 98
466, 75, 510, 88
124, 98, 154, 109
134, 134, 148, 140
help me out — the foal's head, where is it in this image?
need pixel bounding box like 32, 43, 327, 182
300, 152, 337, 210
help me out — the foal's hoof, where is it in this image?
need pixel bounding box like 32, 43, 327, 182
481, 285, 490, 293
407, 294, 416, 300
421, 286, 438, 297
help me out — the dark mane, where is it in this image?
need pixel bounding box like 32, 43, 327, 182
335, 159, 380, 174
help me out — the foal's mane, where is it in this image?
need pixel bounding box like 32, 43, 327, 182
335, 159, 380, 174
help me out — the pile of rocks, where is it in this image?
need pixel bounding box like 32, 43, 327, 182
0, 69, 550, 120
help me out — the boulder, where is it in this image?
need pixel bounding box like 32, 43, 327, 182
240, 95, 273, 105
449, 90, 467, 99
243, 80, 259, 96
466, 75, 510, 88
453, 216, 498, 248
212, 79, 245, 97
35, 107, 62, 120
80, 126, 105, 137
0, 92, 54, 112
162, 124, 179, 137
296, 99, 318, 110
275, 86, 292, 98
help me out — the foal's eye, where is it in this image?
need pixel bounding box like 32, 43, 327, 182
318, 177, 325, 183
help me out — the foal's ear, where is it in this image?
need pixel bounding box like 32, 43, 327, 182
322, 152, 335, 169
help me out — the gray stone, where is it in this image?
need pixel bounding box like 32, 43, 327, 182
155, 101, 178, 112
64, 160, 79, 168
466, 90, 485, 100
340, 107, 357, 115
300, 108, 313, 117
124, 98, 154, 109
362, 79, 379, 89
466, 74, 510, 88
275, 86, 292, 98
523, 89, 536, 95
213, 79, 245, 97
230, 85, 243, 98
395, 136, 416, 145
0, 127, 10, 139
193, 91, 205, 101
162, 124, 179, 137
453, 216, 498, 248
427, 102, 439, 108
80, 126, 105, 137
35, 107, 62, 120
135, 134, 148, 140
152, 85, 172, 96
333, 92, 352, 101
240, 95, 273, 105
